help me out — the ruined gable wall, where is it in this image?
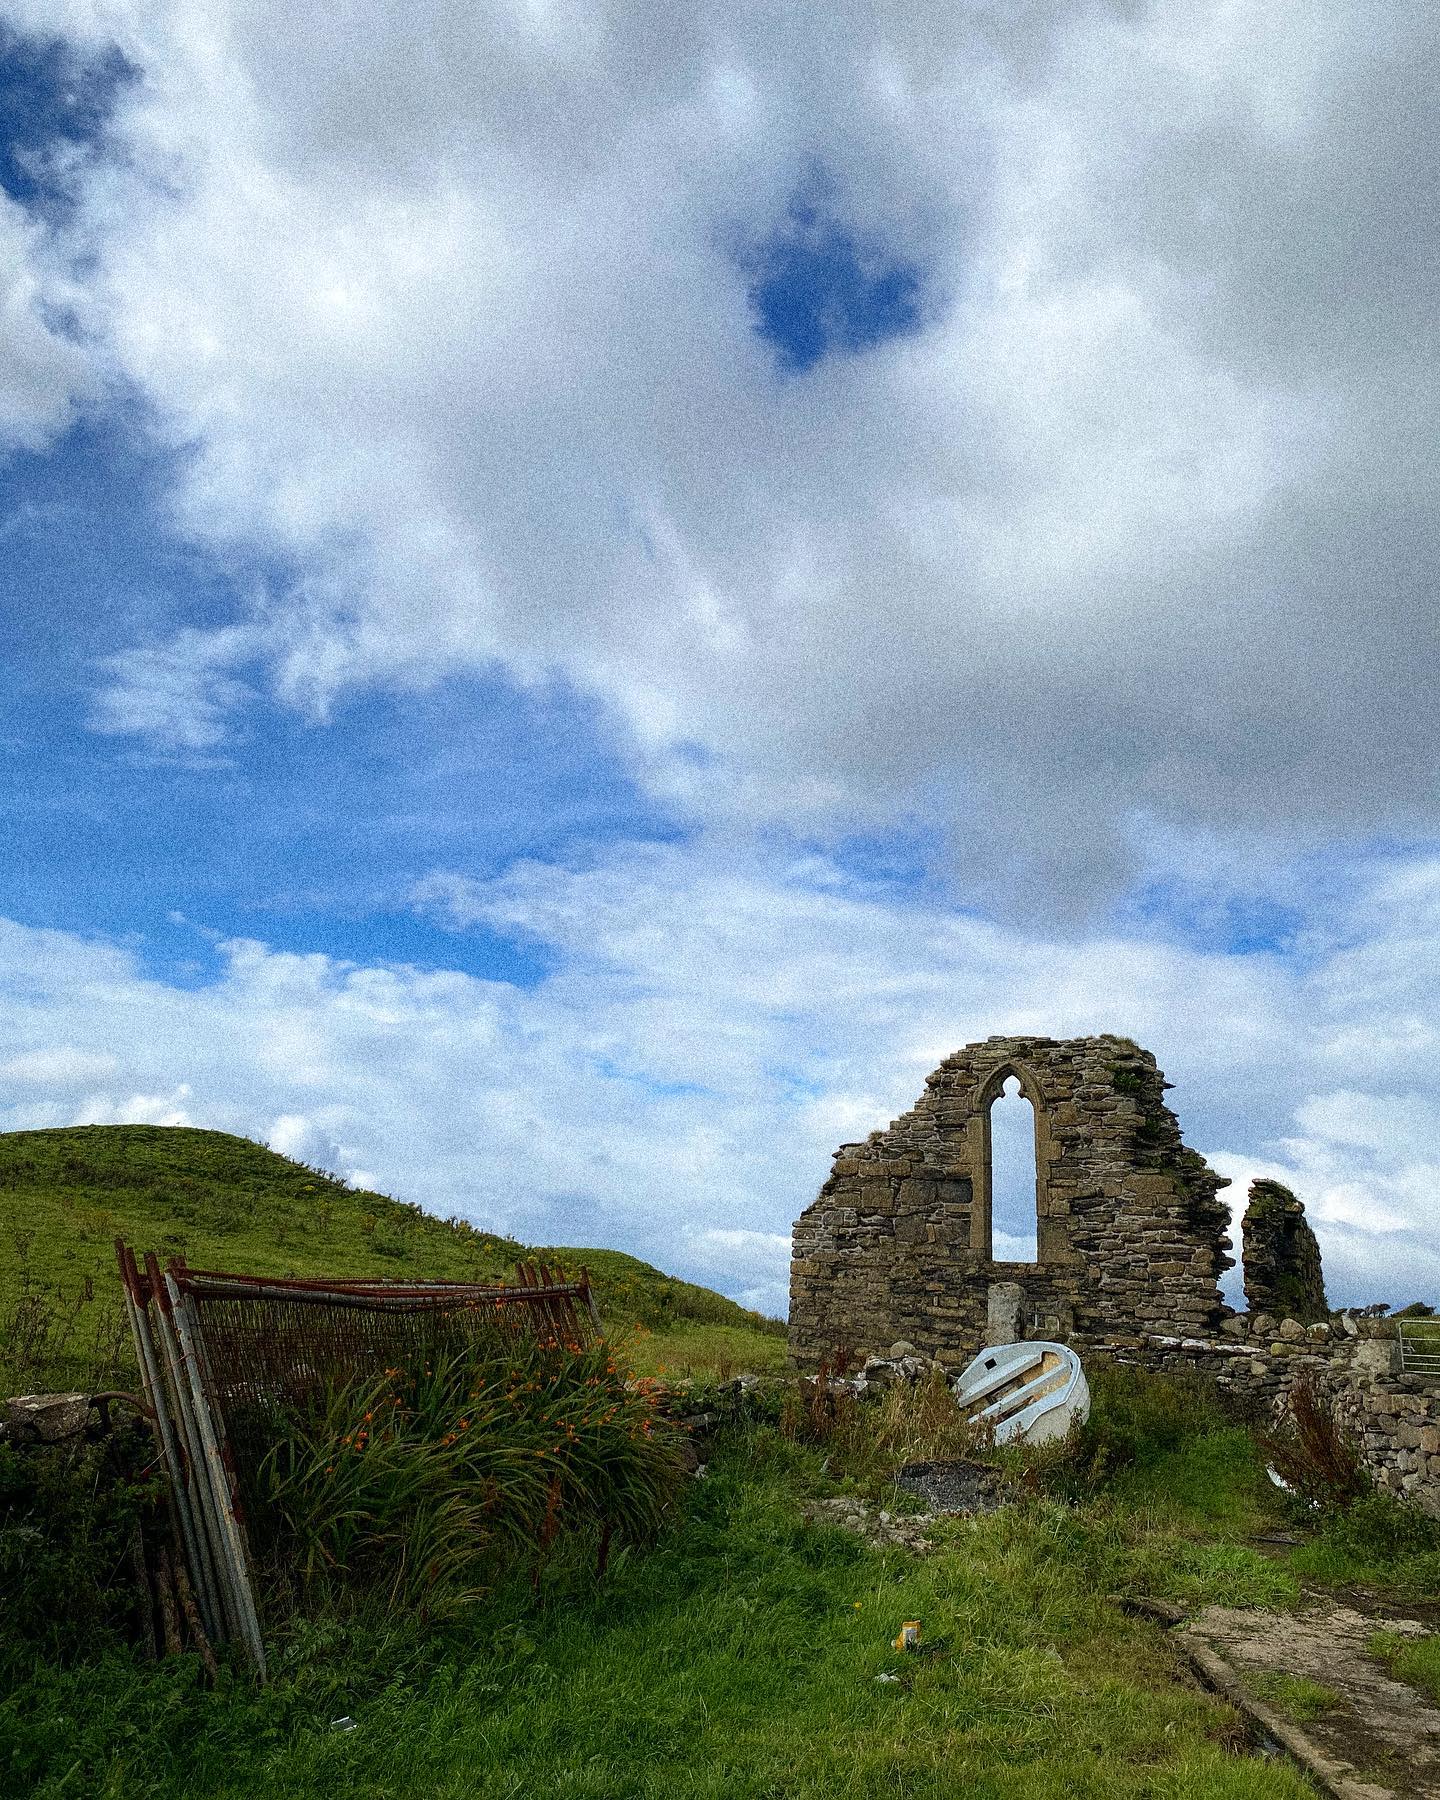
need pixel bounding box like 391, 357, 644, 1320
789, 1033, 1233, 1369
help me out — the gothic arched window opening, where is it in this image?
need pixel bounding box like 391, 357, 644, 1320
989, 1074, 1038, 1263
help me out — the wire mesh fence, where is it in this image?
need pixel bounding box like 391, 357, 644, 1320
116, 1241, 602, 1676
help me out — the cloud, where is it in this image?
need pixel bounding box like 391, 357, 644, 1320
265, 1111, 347, 1176
4, 2, 1438, 1324
2, 1045, 118, 1084
4, 840, 1440, 1313
89, 624, 260, 752
0, 192, 93, 451
3, 0, 1434, 906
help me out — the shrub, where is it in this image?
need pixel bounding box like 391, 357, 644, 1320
1295, 1488, 1440, 1587
1259, 1378, 1368, 1509
1046, 1364, 1228, 1497
0, 1424, 166, 1676
255, 1332, 686, 1618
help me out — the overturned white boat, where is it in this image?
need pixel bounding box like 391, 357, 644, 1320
953, 1340, 1090, 1446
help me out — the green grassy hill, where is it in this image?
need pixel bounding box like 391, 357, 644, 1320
0, 1125, 785, 1389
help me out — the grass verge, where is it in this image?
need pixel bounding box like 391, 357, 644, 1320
2, 1366, 1352, 1800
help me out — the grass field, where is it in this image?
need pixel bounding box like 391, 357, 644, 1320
7, 1129, 1439, 1798
0, 1125, 785, 1389
19, 1360, 1438, 1799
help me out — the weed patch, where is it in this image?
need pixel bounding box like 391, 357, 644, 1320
1369, 1630, 1440, 1704
1258, 1378, 1368, 1509
1289, 1491, 1440, 1596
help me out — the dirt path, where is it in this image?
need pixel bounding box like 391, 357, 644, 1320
1185, 1603, 1440, 1798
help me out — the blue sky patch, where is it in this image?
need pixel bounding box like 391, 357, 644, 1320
744, 190, 925, 373
0, 418, 683, 989
0, 28, 133, 217
1122, 877, 1305, 960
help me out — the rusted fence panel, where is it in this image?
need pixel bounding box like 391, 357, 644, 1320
117, 1242, 602, 1675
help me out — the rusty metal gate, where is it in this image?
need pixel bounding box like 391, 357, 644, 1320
117, 1243, 602, 1676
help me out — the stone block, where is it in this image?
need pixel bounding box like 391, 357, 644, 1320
1354, 1339, 1400, 1376
5, 1392, 90, 1443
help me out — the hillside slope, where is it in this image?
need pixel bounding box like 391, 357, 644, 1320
0, 1125, 784, 1386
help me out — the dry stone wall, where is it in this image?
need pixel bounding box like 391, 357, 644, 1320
789, 1034, 1233, 1369
1096, 1315, 1440, 1517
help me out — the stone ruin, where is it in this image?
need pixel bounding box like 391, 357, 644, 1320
789, 1034, 1234, 1367
789, 1033, 1440, 1514
1242, 1178, 1329, 1323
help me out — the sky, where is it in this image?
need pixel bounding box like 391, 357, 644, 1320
1, 0, 1438, 1318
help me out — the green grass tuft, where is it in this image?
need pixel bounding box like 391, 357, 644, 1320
1249, 1672, 1342, 1720
1369, 1630, 1440, 1704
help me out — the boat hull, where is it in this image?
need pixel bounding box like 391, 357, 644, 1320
953, 1340, 1091, 1446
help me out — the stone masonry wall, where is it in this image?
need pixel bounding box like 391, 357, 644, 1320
789, 1034, 1234, 1370
1095, 1313, 1440, 1517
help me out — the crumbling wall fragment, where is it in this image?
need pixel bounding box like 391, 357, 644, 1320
1241, 1178, 1329, 1322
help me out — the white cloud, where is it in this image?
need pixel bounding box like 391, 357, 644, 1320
89, 625, 261, 752
0, 194, 93, 453
3, 842, 1440, 1312
3, 0, 1435, 905
2, 1046, 119, 1085
72, 1083, 195, 1128
265, 1112, 346, 1177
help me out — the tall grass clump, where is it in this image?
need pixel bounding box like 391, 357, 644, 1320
1257, 1376, 1368, 1508
256, 1330, 686, 1619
